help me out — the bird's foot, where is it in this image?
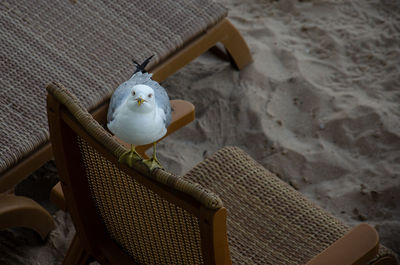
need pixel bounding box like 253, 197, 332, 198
143, 156, 163, 171
119, 150, 143, 167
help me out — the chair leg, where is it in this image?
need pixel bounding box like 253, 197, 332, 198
0, 194, 55, 240
63, 234, 93, 265
219, 19, 253, 70
151, 18, 252, 82
50, 182, 67, 211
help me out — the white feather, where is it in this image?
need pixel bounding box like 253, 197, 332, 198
107, 84, 167, 145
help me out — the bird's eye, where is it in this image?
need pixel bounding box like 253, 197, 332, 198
148, 93, 153, 98
132, 91, 136, 96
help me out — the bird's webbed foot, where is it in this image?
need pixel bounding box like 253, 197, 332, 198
143, 143, 163, 171
143, 156, 163, 171
119, 145, 143, 167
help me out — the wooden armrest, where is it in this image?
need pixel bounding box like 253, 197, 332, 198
305, 224, 379, 265
50, 99, 195, 210
0, 194, 55, 239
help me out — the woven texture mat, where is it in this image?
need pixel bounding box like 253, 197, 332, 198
0, 0, 227, 175
78, 137, 204, 264
183, 146, 395, 265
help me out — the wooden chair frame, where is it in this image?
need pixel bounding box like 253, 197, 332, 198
47, 86, 231, 265
0, 18, 252, 239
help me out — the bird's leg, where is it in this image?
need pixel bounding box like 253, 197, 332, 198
131, 144, 139, 154
119, 144, 143, 167
151, 142, 162, 165
143, 142, 163, 171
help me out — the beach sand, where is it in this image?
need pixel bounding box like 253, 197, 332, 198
1, 0, 399, 264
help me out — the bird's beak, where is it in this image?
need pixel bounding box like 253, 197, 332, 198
136, 97, 144, 106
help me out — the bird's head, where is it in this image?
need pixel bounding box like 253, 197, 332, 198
129, 84, 155, 112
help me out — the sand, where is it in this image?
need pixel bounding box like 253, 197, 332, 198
1, 0, 399, 264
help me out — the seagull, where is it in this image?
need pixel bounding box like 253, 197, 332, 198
107, 56, 171, 170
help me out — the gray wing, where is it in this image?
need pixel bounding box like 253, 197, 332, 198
107, 82, 131, 123
153, 82, 172, 128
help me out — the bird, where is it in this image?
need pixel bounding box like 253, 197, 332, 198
107, 56, 171, 170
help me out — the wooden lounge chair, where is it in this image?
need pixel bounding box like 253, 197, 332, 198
47, 83, 398, 264
0, 0, 252, 238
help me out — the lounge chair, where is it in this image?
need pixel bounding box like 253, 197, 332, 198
47, 83, 397, 265
0, 0, 252, 238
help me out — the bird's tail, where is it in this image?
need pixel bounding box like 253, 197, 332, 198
133, 55, 154, 74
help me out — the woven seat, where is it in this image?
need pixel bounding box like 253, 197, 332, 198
0, 0, 252, 238
47, 83, 398, 264
0, 0, 228, 182
183, 147, 397, 265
